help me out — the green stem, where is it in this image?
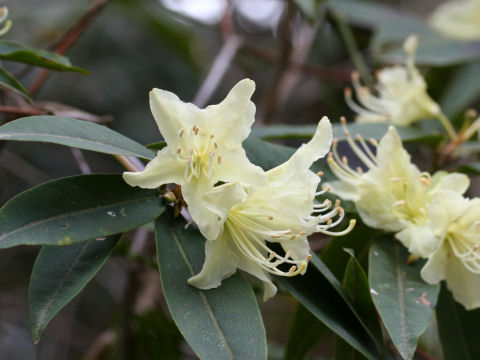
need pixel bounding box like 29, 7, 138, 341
436, 111, 457, 140
333, 11, 373, 86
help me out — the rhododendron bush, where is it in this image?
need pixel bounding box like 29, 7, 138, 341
1, 1, 480, 359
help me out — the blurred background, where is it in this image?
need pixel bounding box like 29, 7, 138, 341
0, 0, 478, 358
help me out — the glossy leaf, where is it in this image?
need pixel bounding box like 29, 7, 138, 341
283, 304, 328, 360
277, 253, 382, 360
436, 284, 480, 359
0, 174, 164, 248
369, 239, 439, 360
0, 116, 155, 160
335, 251, 382, 360
250, 122, 442, 144
155, 214, 267, 360
326, 0, 480, 66
0, 40, 87, 73
29, 235, 120, 343
243, 136, 295, 170
0, 65, 31, 100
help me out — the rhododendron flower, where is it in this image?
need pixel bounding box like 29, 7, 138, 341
421, 191, 480, 310
429, 0, 480, 41
344, 35, 440, 126
188, 117, 355, 300
123, 79, 267, 240
327, 121, 469, 257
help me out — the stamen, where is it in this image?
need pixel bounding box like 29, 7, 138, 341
299, 231, 307, 236
289, 265, 297, 273
317, 171, 324, 177
185, 157, 191, 179
290, 234, 297, 240
178, 128, 184, 137
356, 166, 363, 174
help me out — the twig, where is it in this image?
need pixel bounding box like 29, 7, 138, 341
28, 0, 110, 97
192, 35, 243, 108
114, 155, 145, 172
70, 148, 91, 174
332, 11, 373, 86
0, 105, 45, 116
260, 0, 295, 124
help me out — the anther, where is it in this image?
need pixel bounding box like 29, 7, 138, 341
271, 234, 281, 239
340, 116, 347, 125
344, 88, 352, 98
194, 127, 199, 135
356, 166, 363, 174
268, 252, 276, 260
177, 147, 182, 154
351, 71, 360, 82
335, 199, 341, 208
299, 230, 307, 235
390, 177, 400, 182
290, 234, 297, 240
178, 128, 184, 137
327, 219, 333, 226
268, 216, 274, 220
419, 177, 430, 186
342, 156, 348, 164
289, 265, 297, 273
214, 142, 218, 149
210, 134, 214, 139
368, 138, 378, 146
306, 254, 312, 261
317, 171, 324, 177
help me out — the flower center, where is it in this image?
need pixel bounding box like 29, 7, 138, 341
447, 221, 480, 274
176, 125, 221, 180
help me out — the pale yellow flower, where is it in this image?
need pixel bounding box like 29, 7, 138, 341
345, 35, 440, 126
429, 0, 480, 41
327, 121, 469, 257
123, 79, 267, 240
188, 117, 355, 300
421, 191, 480, 310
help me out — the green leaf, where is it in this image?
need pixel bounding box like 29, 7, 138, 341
326, 0, 480, 66
436, 284, 480, 359
277, 253, 382, 360
0, 65, 31, 100
250, 122, 442, 144
460, 162, 480, 175
0, 40, 87, 73
155, 213, 267, 360
29, 235, 120, 343
283, 304, 328, 360
368, 239, 440, 360
243, 136, 295, 170
0, 116, 155, 160
0, 174, 164, 248
335, 250, 382, 360
439, 63, 480, 118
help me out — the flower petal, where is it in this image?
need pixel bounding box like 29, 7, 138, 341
123, 147, 184, 188
237, 256, 277, 301
200, 79, 256, 150
395, 222, 439, 258
213, 147, 267, 187
150, 88, 199, 145
188, 233, 239, 290
430, 171, 470, 196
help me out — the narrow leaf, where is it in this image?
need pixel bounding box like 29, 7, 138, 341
368, 239, 439, 360
244, 136, 295, 170
0, 65, 31, 100
277, 253, 382, 360
284, 304, 328, 360
0, 40, 87, 73
250, 123, 441, 144
29, 235, 120, 342
436, 284, 480, 359
0, 174, 164, 248
0, 116, 155, 160
155, 214, 267, 360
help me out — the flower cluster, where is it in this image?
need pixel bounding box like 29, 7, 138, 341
327, 120, 480, 309
429, 0, 480, 41
123, 79, 354, 300
344, 35, 440, 126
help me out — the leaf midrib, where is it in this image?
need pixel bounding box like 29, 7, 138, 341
394, 243, 410, 359
170, 227, 235, 360
0, 195, 158, 244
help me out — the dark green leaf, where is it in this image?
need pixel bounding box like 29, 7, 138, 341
243, 136, 295, 171
460, 162, 480, 175
250, 122, 442, 144
0, 65, 31, 100
335, 250, 382, 360
29, 235, 120, 343
277, 253, 382, 360
436, 284, 480, 360
0, 40, 87, 73
283, 304, 328, 360
155, 213, 267, 360
0, 174, 164, 248
368, 239, 439, 360
0, 116, 155, 160
440, 63, 480, 118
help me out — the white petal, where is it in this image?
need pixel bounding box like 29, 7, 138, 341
375, 126, 412, 172
188, 234, 239, 290
213, 147, 267, 187
421, 242, 447, 285
149, 88, 199, 144
200, 79, 256, 150
326, 180, 361, 202
237, 256, 277, 301
123, 147, 184, 188
395, 222, 439, 258
292, 116, 332, 167
430, 171, 470, 196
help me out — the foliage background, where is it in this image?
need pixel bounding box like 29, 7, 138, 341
0, 0, 478, 359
